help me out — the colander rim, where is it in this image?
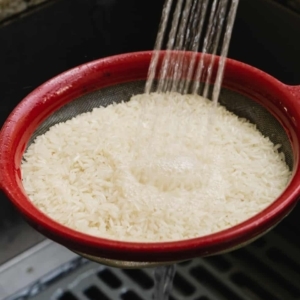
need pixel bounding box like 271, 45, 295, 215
0, 50, 299, 261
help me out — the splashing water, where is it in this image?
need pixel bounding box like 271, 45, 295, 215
153, 265, 176, 300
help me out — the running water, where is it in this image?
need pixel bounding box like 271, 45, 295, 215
153, 265, 176, 300
145, 0, 239, 100
148, 1, 239, 300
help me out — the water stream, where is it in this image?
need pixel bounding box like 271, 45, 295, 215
153, 265, 176, 300
145, 0, 239, 98
148, 1, 239, 299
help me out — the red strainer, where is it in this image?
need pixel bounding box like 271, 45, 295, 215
0, 51, 299, 268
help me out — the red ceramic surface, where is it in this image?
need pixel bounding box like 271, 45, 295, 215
0, 51, 299, 262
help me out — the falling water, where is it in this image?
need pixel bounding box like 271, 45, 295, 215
147, 1, 239, 299
145, 0, 239, 100
153, 265, 176, 300
211, 0, 239, 105
145, 0, 174, 94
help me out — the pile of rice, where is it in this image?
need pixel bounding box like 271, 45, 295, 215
21, 93, 291, 242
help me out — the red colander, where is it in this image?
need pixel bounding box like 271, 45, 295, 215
0, 51, 299, 268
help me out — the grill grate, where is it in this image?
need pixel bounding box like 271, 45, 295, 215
15, 220, 299, 300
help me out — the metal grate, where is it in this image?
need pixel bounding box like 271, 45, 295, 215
11, 220, 299, 300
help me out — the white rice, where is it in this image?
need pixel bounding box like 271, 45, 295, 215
21, 92, 291, 242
